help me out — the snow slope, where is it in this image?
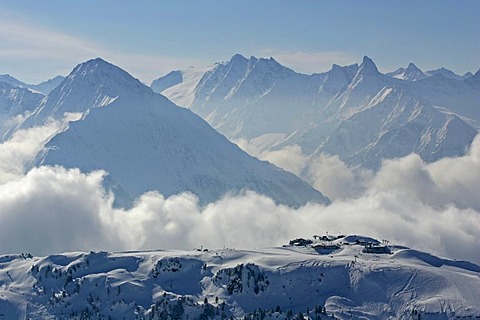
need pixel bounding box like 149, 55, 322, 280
35, 58, 329, 207
0, 235, 479, 319
153, 55, 478, 169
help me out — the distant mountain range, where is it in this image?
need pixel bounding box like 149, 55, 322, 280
152, 55, 479, 169
386, 63, 474, 81
0, 58, 329, 207
1, 235, 479, 319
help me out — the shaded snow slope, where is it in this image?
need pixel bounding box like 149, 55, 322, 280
0, 235, 479, 319
35, 58, 329, 207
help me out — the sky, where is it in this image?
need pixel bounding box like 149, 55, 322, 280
0, 0, 479, 84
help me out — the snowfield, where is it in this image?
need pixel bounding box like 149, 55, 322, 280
0, 235, 479, 319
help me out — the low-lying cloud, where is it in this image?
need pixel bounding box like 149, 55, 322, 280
0, 120, 62, 184
0, 166, 479, 265
0, 125, 479, 265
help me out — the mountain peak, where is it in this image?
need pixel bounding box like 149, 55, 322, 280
67, 57, 146, 91
403, 63, 426, 80
22, 58, 151, 129
74, 57, 121, 74
406, 62, 420, 70
360, 56, 379, 73
229, 54, 248, 64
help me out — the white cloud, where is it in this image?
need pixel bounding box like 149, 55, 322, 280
257, 49, 358, 74
259, 145, 309, 177
305, 153, 372, 200
0, 120, 62, 184
0, 166, 479, 265
369, 135, 480, 211
233, 140, 370, 200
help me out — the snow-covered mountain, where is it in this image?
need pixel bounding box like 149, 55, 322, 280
425, 67, 473, 81
0, 82, 44, 139
0, 74, 65, 95
386, 63, 428, 81
1, 235, 479, 319
32, 58, 328, 207
153, 55, 479, 169
386, 65, 473, 82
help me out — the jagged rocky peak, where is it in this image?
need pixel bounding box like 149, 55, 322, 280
359, 55, 380, 74
403, 63, 426, 80
406, 62, 422, 73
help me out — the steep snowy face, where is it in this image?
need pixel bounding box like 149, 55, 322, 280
0, 82, 44, 140
24, 58, 150, 129
37, 59, 329, 207
317, 87, 478, 168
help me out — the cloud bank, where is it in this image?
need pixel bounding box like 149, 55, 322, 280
0, 124, 479, 265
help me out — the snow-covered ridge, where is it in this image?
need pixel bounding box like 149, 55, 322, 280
1, 235, 478, 319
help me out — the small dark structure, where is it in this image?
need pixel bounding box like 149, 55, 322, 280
312, 244, 341, 255
362, 244, 391, 254
289, 238, 313, 246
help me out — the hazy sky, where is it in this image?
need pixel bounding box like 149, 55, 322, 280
1, 0, 479, 83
